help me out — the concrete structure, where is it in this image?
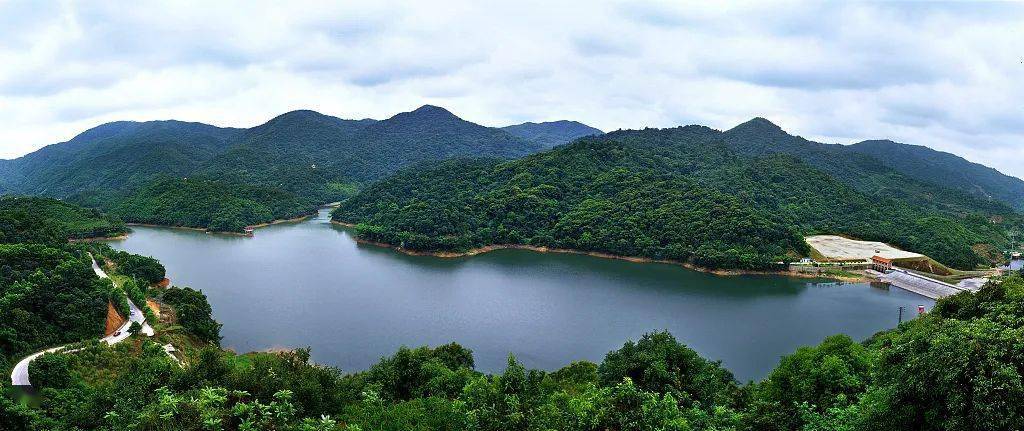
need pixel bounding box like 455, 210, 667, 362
877, 268, 966, 300
957, 277, 989, 292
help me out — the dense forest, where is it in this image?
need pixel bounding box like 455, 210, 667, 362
1, 106, 586, 232
334, 127, 1017, 270
3, 184, 1024, 430
0, 243, 118, 372
5, 107, 1023, 236
0, 196, 127, 243
0, 198, 133, 373
721, 118, 1024, 212
102, 177, 322, 233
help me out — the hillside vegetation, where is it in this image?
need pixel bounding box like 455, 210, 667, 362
107, 177, 318, 232
0, 196, 127, 243
4, 198, 1023, 429
723, 118, 1023, 213
0, 244, 119, 371
6, 108, 1023, 238
2, 106, 585, 232
335, 126, 1017, 270
502, 120, 603, 148
849, 139, 1024, 211
0, 199, 144, 374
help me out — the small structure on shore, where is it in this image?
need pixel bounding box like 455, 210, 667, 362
871, 255, 893, 272
243, 226, 254, 236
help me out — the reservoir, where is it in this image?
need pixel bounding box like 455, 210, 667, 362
109, 208, 931, 381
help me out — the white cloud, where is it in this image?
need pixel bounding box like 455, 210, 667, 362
1, 0, 1022, 178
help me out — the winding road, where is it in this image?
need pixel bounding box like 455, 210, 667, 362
10, 253, 154, 387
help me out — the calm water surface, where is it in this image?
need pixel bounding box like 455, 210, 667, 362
110, 208, 931, 381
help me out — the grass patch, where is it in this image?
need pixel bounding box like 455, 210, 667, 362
325, 181, 360, 199
821, 269, 862, 279
108, 274, 130, 289
893, 256, 954, 276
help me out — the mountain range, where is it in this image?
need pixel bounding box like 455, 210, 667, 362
333, 119, 1023, 270
0, 105, 601, 231
722, 118, 1024, 213
1, 106, 1021, 245
0, 105, 592, 197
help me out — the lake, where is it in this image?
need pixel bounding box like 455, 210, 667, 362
109, 208, 932, 381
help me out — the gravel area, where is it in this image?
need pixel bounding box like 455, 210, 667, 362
806, 235, 923, 261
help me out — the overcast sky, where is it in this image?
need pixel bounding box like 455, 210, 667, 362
2, 0, 1023, 178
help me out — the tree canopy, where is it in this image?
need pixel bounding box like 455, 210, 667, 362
335, 128, 1017, 270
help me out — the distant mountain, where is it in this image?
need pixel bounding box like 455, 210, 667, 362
5, 120, 242, 197
335, 124, 1020, 270
199, 105, 541, 201
722, 118, 1022, 213
5, 108, 1020, 235
1, 105, 550, 231
341, 105, 542, 179
0, 160, 13, 193
848, 139, 1024, 211
502, 120, 603, 148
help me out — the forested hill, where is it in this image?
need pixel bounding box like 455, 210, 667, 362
334, 125, 1018, 270
849, 139, 1024, 210
3, 121, 244, 198
723, 118, 1024, 211
0, 196, 127, 244
502, 120, 603, 148
1, 106, 590, 232
0, 197, 161, 373
203, 105, 542, 188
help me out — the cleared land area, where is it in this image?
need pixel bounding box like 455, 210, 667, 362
805, 235, 923, 261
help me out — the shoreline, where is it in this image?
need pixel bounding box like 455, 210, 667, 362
330, 220, 862, 281
124, 213, 315, 236
245, 214, 313, 229
96, 200, 336, 240
126, 223, 208, 232
69, 233, 130, 242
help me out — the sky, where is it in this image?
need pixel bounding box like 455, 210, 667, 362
1, 0, 1023, 178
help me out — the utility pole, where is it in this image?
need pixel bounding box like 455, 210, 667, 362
898, 306, 904, 324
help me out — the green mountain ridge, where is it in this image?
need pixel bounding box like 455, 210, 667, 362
0, 196, 128, 244
849, 139, 1024, 210
2, 106, 595, 231
502, 120, 604, 148
334, 125, 1018, 270
723, 118, 1024, 212
4, 108, 1021, 238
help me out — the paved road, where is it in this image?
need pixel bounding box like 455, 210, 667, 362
10, 254, 154, 387
93, 257, 154, 342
